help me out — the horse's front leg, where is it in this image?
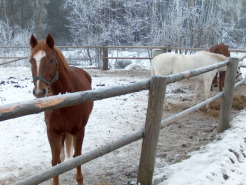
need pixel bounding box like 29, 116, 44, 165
204, 78, 213, 111
204, 80, 211, 101
193, 81, 202, 105
47, 130, 63, 185
73, 128, 85, 185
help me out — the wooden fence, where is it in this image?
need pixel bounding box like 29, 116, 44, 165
1, 56, 245, 184
1, 46, 246, 69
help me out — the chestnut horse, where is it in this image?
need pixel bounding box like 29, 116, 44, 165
209, 43, 230, 91
29, 34, 93, 185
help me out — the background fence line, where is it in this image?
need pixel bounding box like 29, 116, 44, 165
0, 45, 245, 51
1, 46, 245, 68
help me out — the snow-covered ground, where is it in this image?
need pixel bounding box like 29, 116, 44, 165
0, 50, 246, 184
153, 110, 246, 185
152, 52, 246, 185
0, 66, 149, 184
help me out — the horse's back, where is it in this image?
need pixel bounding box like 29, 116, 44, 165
152, 52, 181, 76
196, 51, 227, 61
151, 52, 208, 76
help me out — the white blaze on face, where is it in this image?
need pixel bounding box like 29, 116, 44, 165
33, 50, 46, 91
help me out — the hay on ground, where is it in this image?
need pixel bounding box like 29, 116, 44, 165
201, 94, 246, 117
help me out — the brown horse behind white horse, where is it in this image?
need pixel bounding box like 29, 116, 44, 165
151, 51, 227, 109
209, 43, 243, 91
209, 43, 230, 91
29, 34, 93, 185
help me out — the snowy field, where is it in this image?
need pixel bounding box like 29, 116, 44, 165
0, 51, 246, 185
0, 66, 149, 184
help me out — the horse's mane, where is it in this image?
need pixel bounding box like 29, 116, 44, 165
54, 47, 71, 72
31, 41, 71, 72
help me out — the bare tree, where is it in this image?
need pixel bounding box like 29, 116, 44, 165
1, 0, 244, 47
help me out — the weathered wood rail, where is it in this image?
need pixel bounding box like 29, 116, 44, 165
1, 56, 245, 184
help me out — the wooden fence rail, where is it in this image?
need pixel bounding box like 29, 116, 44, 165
0, 61, 228, 121
161, 76, 246, 128
12, 129, 145, 185
0, 80, 150, 121
0, 57, 243, 184
0, 57, 28, 66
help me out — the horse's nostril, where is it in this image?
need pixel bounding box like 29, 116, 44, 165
33, 88, 47, 98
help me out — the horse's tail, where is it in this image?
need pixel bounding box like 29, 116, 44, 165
65, 133, 73, 158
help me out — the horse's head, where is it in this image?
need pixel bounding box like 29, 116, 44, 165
29, 34, 58, 98
209, 43, 230, 57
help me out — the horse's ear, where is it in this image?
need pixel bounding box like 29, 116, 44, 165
46, 34, 54, 49
30, 35, 38, 48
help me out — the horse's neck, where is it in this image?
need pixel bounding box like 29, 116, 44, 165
51, 62, 73, 95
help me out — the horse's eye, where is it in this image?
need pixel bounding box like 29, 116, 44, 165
50, 59, 54, 63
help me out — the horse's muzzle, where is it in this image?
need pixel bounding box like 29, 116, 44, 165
33, 87, 48, 98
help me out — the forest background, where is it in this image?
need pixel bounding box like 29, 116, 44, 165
0, 0, 245, 48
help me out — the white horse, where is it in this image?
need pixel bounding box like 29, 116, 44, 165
151, 51, 228, 109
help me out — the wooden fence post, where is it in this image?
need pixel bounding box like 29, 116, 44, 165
152, 49, 164, 58
217, 57, 239, 133
137, 76, 167, 185
102, 46, 109, 70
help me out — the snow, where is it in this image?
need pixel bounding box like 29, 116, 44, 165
0, 51, 246, 184
152, 52, 246, 185
153, 110, 246, 185
0, 66, 148, 184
